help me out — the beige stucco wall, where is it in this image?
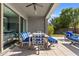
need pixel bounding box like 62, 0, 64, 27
44, 19, 48, 34
28, 17, 46, 33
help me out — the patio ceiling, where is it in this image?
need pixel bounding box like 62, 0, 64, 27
5, 3, 54, 18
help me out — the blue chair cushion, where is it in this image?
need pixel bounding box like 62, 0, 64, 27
22, 37, 29, 42
48, 37, 58, 43
69, 36, 79, 42
65, 31, 79, 42
66, 31, 74, 37
20, 32, 30, 42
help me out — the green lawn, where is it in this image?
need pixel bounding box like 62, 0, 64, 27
52, 34, 64, 37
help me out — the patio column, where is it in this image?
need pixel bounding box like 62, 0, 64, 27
0, 3, 3, 52
44, 19, 48, 34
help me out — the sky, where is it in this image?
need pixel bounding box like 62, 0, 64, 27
48, 3, 79, 23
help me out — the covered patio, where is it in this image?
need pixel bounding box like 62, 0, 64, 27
0, 3, 79, 56
0, 3, 59, 53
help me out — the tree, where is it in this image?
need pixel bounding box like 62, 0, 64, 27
51, 8, 79, 33
60, 8, 73, 28
60, 8, 79, 33
72, 8, 79, 32
51, 17, 62, 31
48, 24, 54, 36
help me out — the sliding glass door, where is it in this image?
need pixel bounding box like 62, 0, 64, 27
3, 4, 27, 50
3, 5, 19, 49
20, 17, 26, 32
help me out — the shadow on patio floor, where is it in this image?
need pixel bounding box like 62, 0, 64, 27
62, 43, 79, 56
5, 46, 37, 56
4, 46, 52, 56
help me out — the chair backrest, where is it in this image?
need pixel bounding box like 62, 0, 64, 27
32, 33, 44, 45
48, 37, 58, 43
20, 32, 30, 42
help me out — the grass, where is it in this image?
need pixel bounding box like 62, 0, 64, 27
51, 34, 64, 37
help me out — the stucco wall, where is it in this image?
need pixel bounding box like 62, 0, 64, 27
28, 17, 45, 33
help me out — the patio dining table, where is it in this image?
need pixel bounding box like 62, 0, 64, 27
28, 33, 49, 49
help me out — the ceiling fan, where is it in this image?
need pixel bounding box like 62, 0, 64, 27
25, 3, 43, 15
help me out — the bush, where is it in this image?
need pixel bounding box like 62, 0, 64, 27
48, 24, 54, 36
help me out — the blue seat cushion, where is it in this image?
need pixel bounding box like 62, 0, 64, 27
65, 31, 79, 42
20, 32, 30, 42
69, 36, 79, 42
48, 37, 58, 43
22, 37, 29, 42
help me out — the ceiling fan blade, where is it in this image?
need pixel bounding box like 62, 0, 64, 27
26, 4, 33, 7
35, 4, 43, 7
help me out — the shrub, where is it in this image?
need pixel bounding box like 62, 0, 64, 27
48, 24, 54, 36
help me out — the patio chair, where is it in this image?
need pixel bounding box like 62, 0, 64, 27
32, 33, 44, 55
20, 32, 31, 47
48, 36, 58, 48
65, 31, 79, 45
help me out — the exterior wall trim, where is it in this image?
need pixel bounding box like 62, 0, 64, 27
46, 3, 59, 19
0, 3, 3, 52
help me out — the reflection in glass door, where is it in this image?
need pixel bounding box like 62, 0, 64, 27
3, 5, 19, 49
20, 17, 23, 32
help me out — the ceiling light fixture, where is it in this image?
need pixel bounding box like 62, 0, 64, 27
25, 3, 43, 15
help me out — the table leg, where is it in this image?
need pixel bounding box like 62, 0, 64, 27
29, 37, 31, 47
44, 38, 48, 49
